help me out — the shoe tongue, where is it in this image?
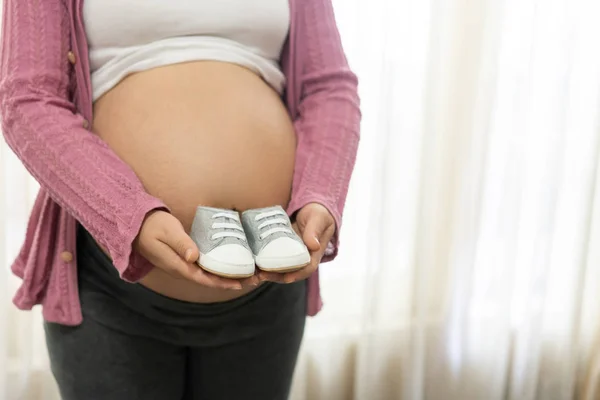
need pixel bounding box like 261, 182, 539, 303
222, 217, 251, 248
213, 214, 244, 242
262, 214, 290, 236
219, 236, 243, 246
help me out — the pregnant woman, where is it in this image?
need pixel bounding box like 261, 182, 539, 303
0, 0, 360, 399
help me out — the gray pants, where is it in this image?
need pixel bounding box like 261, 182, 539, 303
44, 226, 306, 400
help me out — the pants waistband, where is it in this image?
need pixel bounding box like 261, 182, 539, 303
75, 224, 296, 325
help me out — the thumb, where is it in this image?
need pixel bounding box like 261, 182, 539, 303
162, 220, 200, 263
302, 215, 327, 252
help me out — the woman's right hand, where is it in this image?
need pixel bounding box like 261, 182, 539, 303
134, 210, 245, 290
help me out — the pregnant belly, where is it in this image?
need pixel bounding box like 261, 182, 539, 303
92, 61, 297, 303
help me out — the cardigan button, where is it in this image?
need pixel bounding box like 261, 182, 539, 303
67, 51, 76, 65
60, 251, 73, 263
82, 119, 90, 129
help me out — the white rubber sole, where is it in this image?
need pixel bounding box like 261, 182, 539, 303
197, 252, 255, 279
256, 252, 311, 273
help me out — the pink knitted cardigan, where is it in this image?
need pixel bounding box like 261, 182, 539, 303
0, 0, 360, 325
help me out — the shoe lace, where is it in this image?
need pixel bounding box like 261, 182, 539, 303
255, 209, 292, 240
210, 212, 246, 241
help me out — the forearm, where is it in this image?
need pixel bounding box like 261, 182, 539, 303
1, 90, 168, 277
288, 71, 360, 261
0, 0, 167, 277
288, 0, 362, 261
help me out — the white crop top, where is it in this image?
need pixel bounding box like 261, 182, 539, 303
83, 0, 290, 101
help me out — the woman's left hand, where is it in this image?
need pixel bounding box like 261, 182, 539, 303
258, 202, 336, 284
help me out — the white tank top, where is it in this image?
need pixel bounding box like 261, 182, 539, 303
83, 0, 290, 101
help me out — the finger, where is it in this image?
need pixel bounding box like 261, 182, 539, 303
155, 242, 241, 290
258, 271, 286, 283
282, 261, 319, 284
193, 268, 243, 290
159, 223, 200, 263
301, 216, 327, 252
240, 274, 261, 287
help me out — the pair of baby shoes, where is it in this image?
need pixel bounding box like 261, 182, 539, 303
190, 205, 311, 278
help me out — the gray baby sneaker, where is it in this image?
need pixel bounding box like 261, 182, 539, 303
241, 205, 310, 272
190, 206, 255, 278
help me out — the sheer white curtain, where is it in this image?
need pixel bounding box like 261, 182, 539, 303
291, 0, 600, 399
2, 0, 600, 399
1, 115, 57, 396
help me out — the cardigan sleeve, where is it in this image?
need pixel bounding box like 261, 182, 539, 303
286, 0, 361, 262
0, 0, 167, 281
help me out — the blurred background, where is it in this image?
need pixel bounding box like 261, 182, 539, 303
2, 0, 600, 399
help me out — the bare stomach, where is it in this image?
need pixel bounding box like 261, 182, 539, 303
92, 62, 296, 303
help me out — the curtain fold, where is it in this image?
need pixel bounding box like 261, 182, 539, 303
290, 0, 600, 399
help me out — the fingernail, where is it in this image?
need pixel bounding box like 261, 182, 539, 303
285, 277, 295, 284
314, 237, 320, 245
184, 249, 193, 262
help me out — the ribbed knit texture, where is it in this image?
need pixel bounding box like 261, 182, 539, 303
0, 0, 360, 325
